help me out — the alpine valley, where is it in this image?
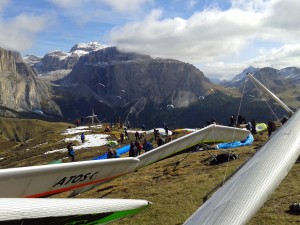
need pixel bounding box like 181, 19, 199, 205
1, 42, 300, 128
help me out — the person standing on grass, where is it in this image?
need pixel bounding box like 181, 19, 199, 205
129, 141, 138, 157
251, 119, 257, 134
157, 135, 164, 147
67, 143, 75, 162
135, 140, 143, 155
165, 126, 169, 136
268, 121, 276, 137
135, 131, 140, 140
80, 132, 85, 143
124, 128, 130, 140
120, 132, 124, 143
143, 139, 153, 152
153, 128, 158, 141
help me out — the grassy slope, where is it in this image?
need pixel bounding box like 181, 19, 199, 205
0, 118, 299, 224
77, 133, 300, 225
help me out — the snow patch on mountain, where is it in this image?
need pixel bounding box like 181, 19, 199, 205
70, 42, 107, 56
232, 66, 258, 83
278, 67, 300, 79
23, 54, 42, 66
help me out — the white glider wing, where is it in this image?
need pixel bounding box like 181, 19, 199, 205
183, 109, 300, 225
136, 124, 250, 169
0, 158, 139, 198
0, 198, 151, 224
71, 125, 249, 196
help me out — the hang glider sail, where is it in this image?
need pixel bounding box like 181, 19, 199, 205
247, 73, 294, 115
183, 73, 300, 225
184, 108, 300, 225
70, 124, 249, 196
136, 124, 250, 169
0, 158, 139, 198
0, 198, 151, 225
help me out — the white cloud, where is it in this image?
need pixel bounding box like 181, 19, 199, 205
201, 43, 300, 80
231, 0, 269, 11
0, 13, 47, 52
200, 62, 248, 80
263, 0, 300, 35
188, 0, 198, 9
250, 44, 300, 69
108, 8, 262, 63
2, 0, 300, 80
107, 0, 300, 79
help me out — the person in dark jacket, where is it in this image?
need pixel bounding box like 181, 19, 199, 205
67, 143, 75, 162
143, 139, 153, 152
251, 119, 257, 134
124, 128, 130, 140
120, 132, 124, 143
129, 142, 138, 157
80, 133, 85, 143
267, 121, 276, 137
157, 135, 164, 147
135, 140, 143, 155
135, 131, 140, 140
107, 147, 119, 158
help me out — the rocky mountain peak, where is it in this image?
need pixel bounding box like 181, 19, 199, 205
70, 42, 107, 55
0, 48, 24, 74
29, 42, 108, 74
232, 66, 258, 83
56, 47, 216, 110
0, 47, 61, 117
23, 54, 42, 67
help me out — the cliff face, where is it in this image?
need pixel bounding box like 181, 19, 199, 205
40, 51, 79, 72
58, 47, 216, 108
0, 47, 61, 116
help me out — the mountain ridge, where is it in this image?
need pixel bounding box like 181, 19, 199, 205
1, 43, 299, 127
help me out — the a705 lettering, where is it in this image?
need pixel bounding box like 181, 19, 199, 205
53, 172, 99, 187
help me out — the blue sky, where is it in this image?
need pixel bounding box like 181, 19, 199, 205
1, 0, 300, 80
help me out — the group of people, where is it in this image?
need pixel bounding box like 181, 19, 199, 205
229, 114, 247, 127
228, 114, 259, 134
107, 147, 119, 159
119, 128, 130, 143
128, 139, 153, 157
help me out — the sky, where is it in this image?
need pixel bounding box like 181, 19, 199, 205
1, 0, 300, 80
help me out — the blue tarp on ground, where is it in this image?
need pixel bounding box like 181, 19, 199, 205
92, 145, 130, 160
216, 134, 254, 149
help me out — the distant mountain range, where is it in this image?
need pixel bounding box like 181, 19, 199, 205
222, 66, 300, 87
0, 43, 299, 127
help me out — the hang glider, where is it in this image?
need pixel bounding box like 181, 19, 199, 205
0, 158, 139, 198
183, 73, 300, 225
0, 198, 151, 225
136, 124, 250, 169
70, 124, 249, 196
